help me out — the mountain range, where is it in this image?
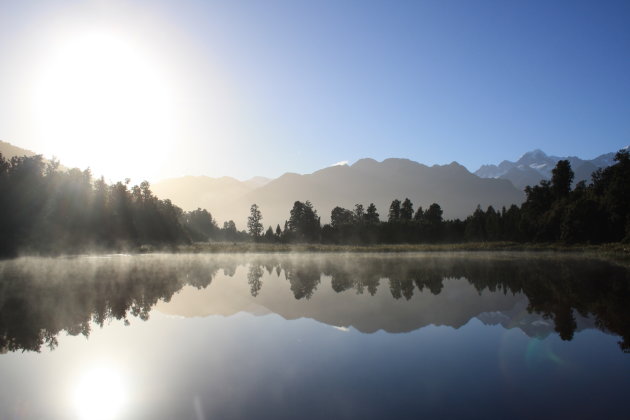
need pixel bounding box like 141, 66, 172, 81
1, 140, 624, 229
474, 148, 626, 190
153, 159, 523, 228
154, 149, 626, 228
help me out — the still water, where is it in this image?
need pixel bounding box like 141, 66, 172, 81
0, 252, 629, 419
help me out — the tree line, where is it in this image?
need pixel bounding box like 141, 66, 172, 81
245, 149, 630, 245
0, 154, 245, 256
1, 149, 628, 256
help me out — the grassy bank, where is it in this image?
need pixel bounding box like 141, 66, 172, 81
173, 241, 630, 263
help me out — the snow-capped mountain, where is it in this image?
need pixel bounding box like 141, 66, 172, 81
475, 147, 628, 190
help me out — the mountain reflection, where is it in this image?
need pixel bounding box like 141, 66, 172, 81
1, 253, 629, 353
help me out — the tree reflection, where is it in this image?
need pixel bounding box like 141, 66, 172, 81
288, 255, 630, 351
247, 264, 264, 297
0, 254, 629, 353
284, 262, 321, 300
0, 255, 228, 352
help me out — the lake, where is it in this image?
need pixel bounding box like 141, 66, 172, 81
1, 252, 629, 419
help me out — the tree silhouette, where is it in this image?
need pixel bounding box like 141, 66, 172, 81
365, 203, 380, 224
353, 204, 365, 223
551, 160, 574, 199
288, 201, 320, 242
331, 206, 354, 227
247, 204, 264, 239
425, 203, 443, 225
183, 208, 218, 241
413, 206, 424, 222
400, 198, 414, 221
2, 148, 630, 254
388, 199, 401, 222
264, 226, 275, 242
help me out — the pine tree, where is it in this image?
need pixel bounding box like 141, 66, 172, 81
247, 204, 263, 238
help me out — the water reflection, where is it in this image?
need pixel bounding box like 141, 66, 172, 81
1, 253, 629, 354
73, 365, 128, 420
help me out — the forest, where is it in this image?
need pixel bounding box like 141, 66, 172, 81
0, 149, 629, 256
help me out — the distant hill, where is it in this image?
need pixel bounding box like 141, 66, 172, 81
475, 148, 627, 190
0, 140, 39, 159
152, 175, 258, 212
155, 158, 524, 228
243, 176, 272, 189
0, 140, 68, 171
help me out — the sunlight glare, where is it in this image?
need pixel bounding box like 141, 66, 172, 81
73, 366, 128, 420
31, 30, 177, 181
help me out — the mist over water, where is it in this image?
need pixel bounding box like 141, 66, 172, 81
1, 252, 629, 353
1, 253, 629, 419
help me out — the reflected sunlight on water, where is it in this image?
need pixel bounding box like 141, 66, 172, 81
72, 365, 128, 420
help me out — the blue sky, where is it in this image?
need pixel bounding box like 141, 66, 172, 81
1, 0, 628, 181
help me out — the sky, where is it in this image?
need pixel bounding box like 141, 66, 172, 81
0, 0, 628, 183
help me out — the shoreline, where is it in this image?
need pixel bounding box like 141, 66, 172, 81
4, 242, 629, 267
174, 241, 630, 264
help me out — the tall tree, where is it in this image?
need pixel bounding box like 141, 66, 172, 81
353, 204, 365, 223
331, 206, 354, 227
247, 204, 264, 239
388, 199, 401, 222
400, 198, 414, 221
413, 206, 424, 222
288, 201, 320, 242
425, 203, 443, 225
551, 160, 574, 199
365, 203, 380, 224
264, 225, 275, 242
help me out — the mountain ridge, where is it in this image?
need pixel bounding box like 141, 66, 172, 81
475, 147, 627, 189
154, 156, 524, 228
0, 140, 40, 159
6, 139, 623, 229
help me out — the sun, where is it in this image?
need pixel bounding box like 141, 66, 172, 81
30, 29, 177, 182
72, 365, 129, 420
